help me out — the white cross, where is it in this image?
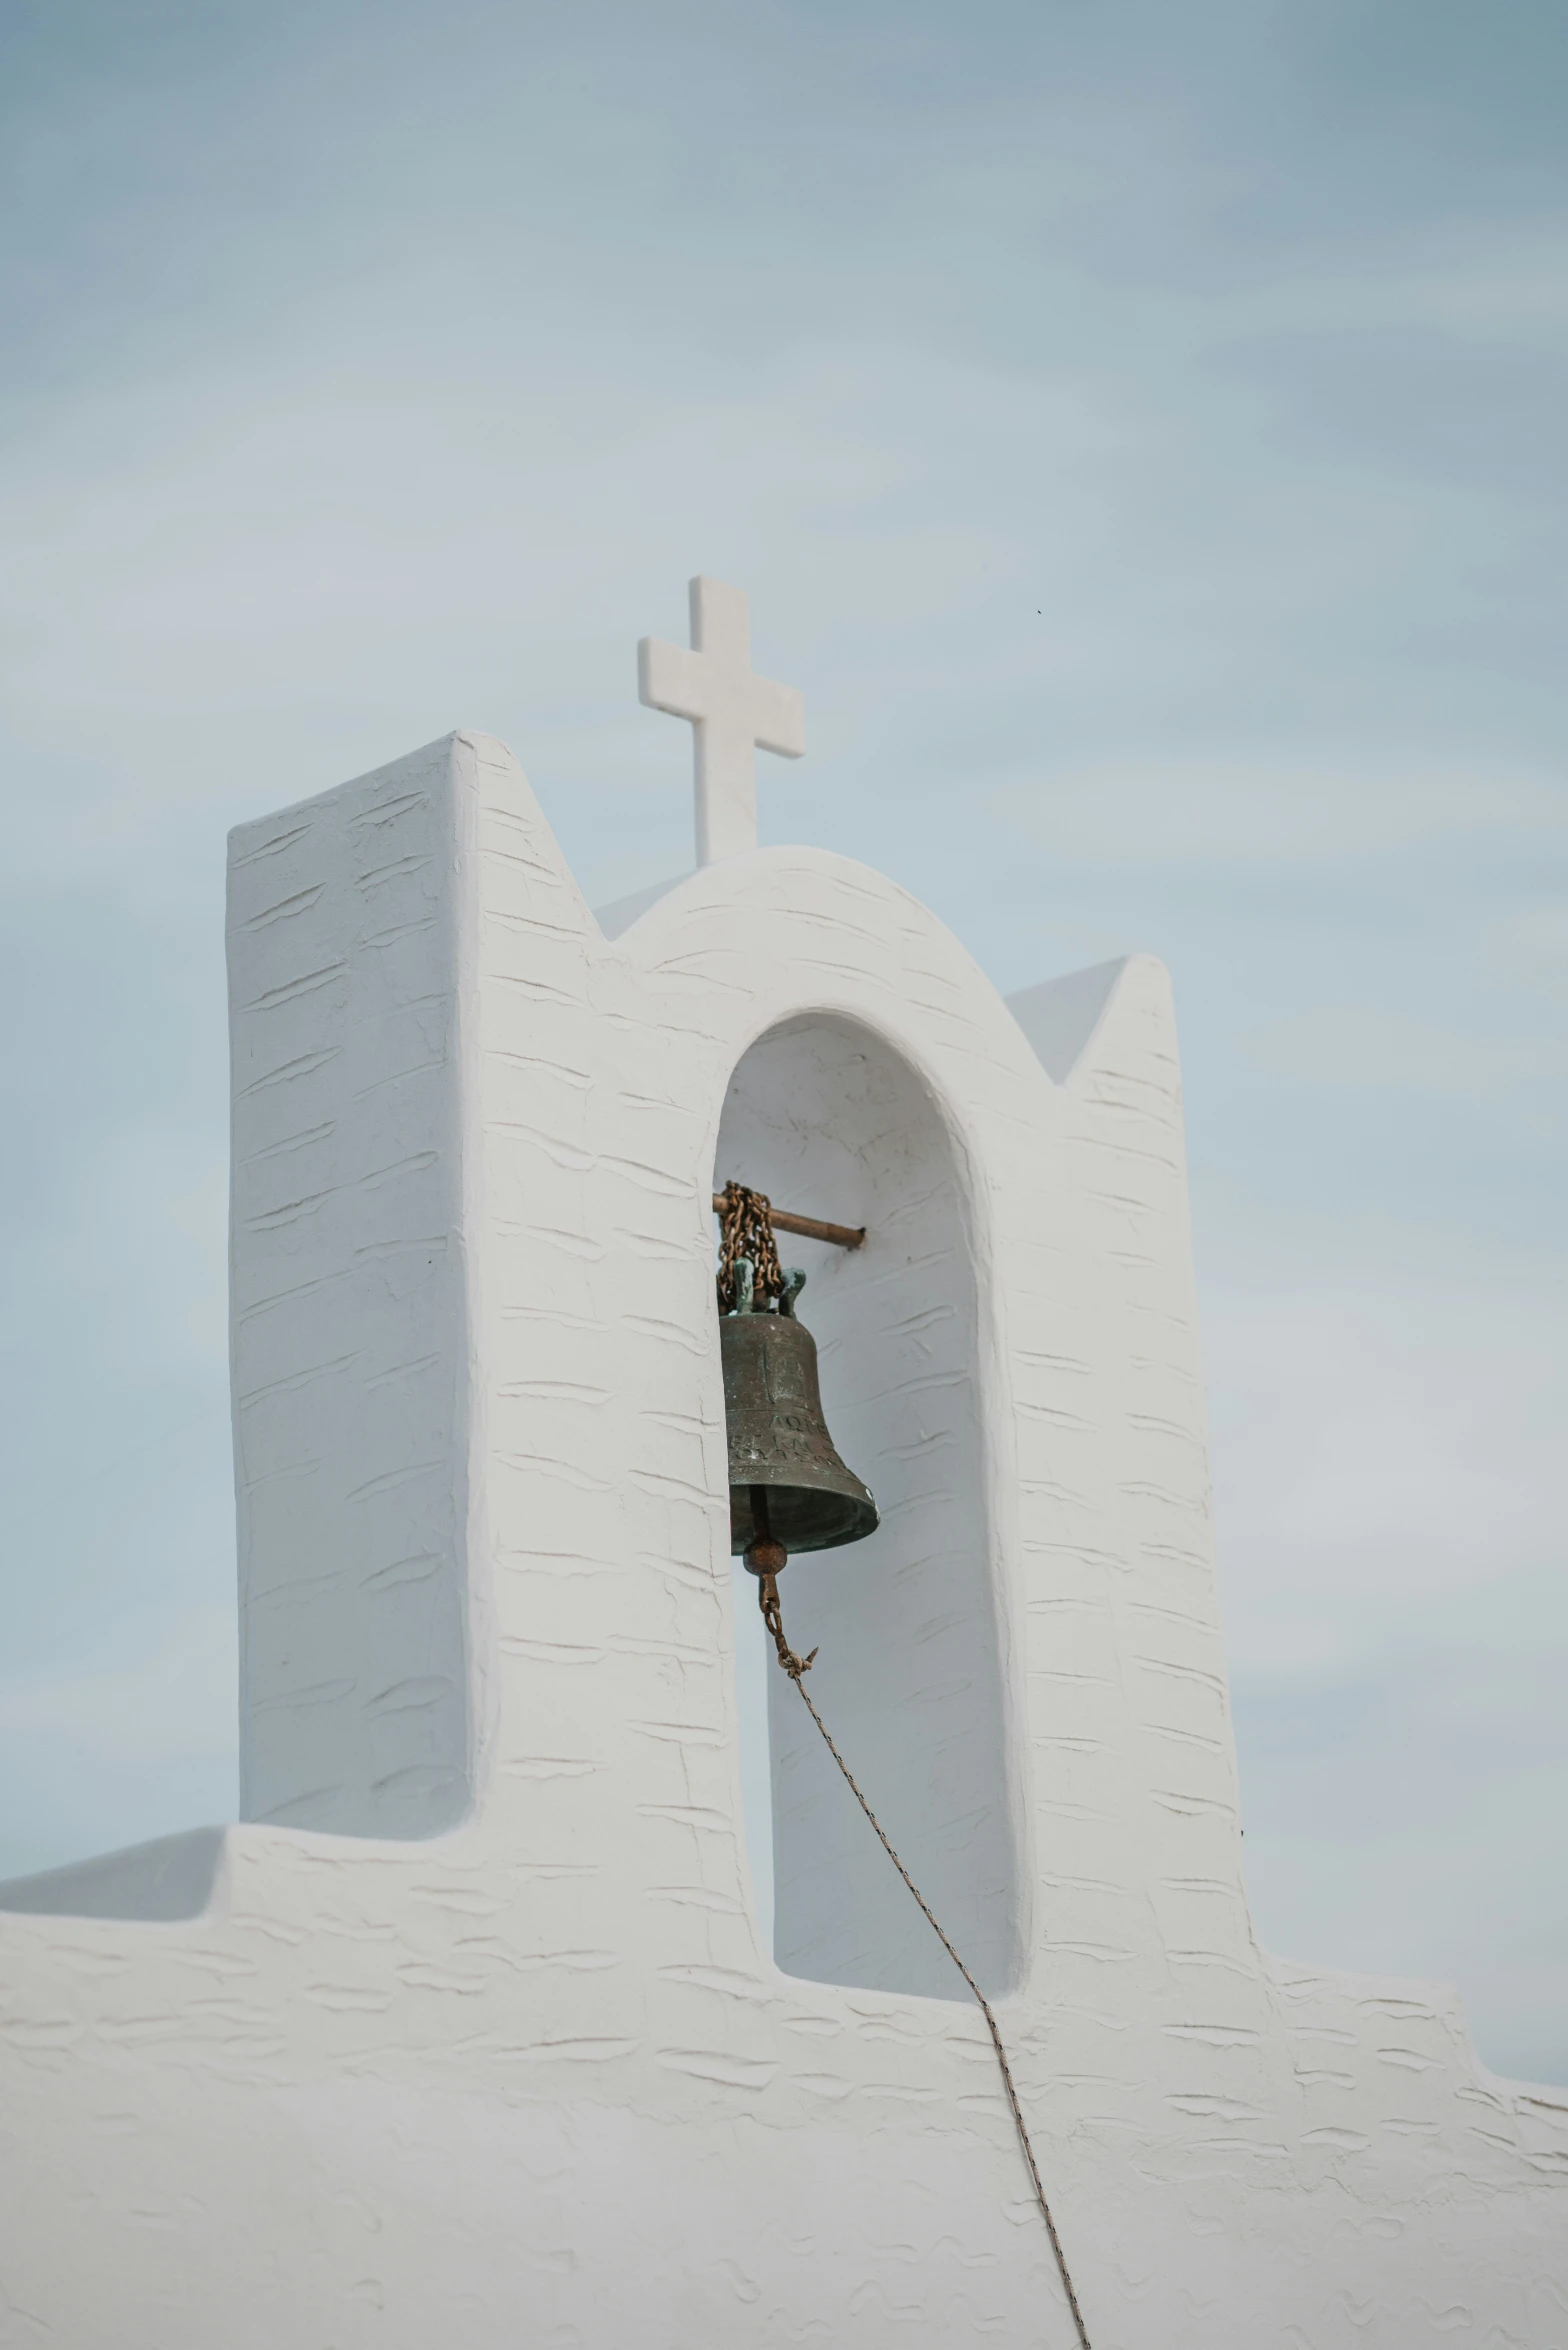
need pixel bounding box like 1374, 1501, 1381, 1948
638, 576, 805, 865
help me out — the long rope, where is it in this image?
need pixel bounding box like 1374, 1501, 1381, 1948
716, 1182, 1091, 2342
760, 1590, 1094, 2350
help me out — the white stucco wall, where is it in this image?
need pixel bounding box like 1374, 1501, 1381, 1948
226, 745, 483, 1838
0, 729, 1563, 2348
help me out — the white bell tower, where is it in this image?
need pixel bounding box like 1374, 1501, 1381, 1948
1, 588, 1563, 2346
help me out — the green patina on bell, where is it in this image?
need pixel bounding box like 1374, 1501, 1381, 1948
719, 1267, 879, 1561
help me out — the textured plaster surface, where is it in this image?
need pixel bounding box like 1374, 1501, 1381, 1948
1, 730, 1563, 2347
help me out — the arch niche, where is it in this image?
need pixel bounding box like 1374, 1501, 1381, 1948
715, 1011, 1023, 2002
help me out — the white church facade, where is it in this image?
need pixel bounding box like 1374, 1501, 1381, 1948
1, 584, 1564, 2345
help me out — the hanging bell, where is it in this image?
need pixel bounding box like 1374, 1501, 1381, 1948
720, 1268, 879, 1565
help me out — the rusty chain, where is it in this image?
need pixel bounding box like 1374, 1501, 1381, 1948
715, 1180, 786, 1314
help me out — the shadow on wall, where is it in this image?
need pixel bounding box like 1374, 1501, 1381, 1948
716, 1012, 1021, 2001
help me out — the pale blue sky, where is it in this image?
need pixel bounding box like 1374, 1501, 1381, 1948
1, 0, 1564, 2080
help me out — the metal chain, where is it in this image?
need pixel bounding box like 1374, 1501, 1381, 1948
757, 1569, 817, 1680
761, 1590, 1094, 2350
716, 1180, 785, 1314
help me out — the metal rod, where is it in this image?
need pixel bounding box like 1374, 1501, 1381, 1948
711, 1195, 865, 1250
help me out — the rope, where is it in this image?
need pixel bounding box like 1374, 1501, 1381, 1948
716, 1180, 785, 1313
725, 1181, 1092, 2343
760, 1586, 1094, 2350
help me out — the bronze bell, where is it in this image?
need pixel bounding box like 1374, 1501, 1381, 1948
720, 1267, 878, 1565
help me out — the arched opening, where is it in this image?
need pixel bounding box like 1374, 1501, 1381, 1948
716, 1012, 1020, 2000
